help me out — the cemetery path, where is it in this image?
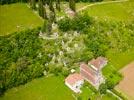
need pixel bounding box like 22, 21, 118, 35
107, 90, 122, 100
77, 0, 128, 12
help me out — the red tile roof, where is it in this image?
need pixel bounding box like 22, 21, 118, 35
88, 57, 107, 70
65, 73, 83, 86
80, 57, 107, 85
80, 63, 97, 76
80, 69, 96, 84
80, 63, 98, 84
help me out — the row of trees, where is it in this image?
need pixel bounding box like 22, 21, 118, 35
29, 0, 76, 19
0, 0, 27, 4
29, 0, 76, 34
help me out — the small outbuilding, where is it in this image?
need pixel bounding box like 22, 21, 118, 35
65, 73, 84, 93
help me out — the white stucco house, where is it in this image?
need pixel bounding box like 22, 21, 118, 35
65, 73, 84, 93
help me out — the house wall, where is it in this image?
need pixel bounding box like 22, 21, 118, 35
65, 80, 84, 93
73, 80, 84, 89
100, 60, 108, 69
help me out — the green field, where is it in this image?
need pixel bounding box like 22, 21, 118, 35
0, 3, 43, 35
0, 75, 118, 100
76, 2, 90, 9
102, 48, 134, 88
85, 0, 134, 21
106, 48, 134, 70
0, 76, 74, 100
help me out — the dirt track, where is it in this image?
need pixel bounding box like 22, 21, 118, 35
115, 61, 134, 100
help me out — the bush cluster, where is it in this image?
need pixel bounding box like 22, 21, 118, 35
58, 13, 93, 32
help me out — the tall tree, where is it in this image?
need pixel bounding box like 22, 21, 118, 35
42, 0, 46, 5
44, 6, 48, 19
29, 0, 32, 7
43, 0, 49, 5
56, 0, 61, 11
99, 83, 107, 94
46, 19, 52, 35
49, 0, 54, 12
42, 19, 48, 32
31, 0, 36, 10
38, 0, 44, 18
69, 0, 76, 12
48, 0, 56, 23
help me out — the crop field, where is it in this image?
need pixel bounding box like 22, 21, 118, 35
0, 3, 43, 35
115, 62, 134, 100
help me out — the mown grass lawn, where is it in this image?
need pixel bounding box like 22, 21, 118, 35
102, 63, 122, 84
102, 48, 134, 87
85, 0, 134, 21
0, 75, 118, 100
0, 75, 75, 100
106, 48, 134, 70
0, 3, 43, 35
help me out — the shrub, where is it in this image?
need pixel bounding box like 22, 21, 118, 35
105, 79, 115, 90
57, 17, 72, 32
99, 83, 107, 94
77, 96, 82, 100
62, 68, 69, 77
58, 13, 94, 32
72, 13, 93, 31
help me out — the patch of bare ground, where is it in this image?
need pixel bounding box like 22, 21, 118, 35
115, 61, 134, 100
